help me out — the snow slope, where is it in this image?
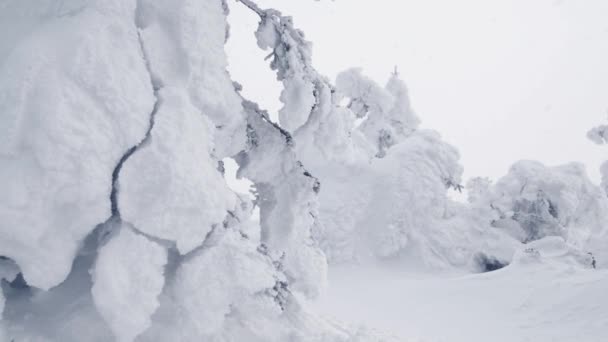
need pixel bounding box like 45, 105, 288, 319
315, 240, 608, 342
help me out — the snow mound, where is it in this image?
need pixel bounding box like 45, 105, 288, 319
512, 236, 596, 269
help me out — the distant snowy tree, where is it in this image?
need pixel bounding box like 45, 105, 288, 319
476, 161, 608, 266
511, 190, 562, 242
588, 122, 608, 196
336, 68, 419, 157
466, 177, 492, 204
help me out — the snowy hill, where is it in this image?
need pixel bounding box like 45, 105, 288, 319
316, 238, 608, 342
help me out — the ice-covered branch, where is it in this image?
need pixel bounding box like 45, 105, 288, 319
236, 0, 267, 17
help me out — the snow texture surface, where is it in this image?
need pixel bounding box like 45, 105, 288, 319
92, 227, 167, 342
0, 0, 153, 290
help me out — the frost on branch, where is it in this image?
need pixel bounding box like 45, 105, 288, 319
249, 4, 370, 166
254, 8, 316, 133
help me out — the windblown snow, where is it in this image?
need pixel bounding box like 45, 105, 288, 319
0, 0, 607, 341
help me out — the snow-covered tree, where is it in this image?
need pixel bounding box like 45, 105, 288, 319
466, 177, 493, 204
588, 122, 608, 196
237, 0, 502, 270
471, 161, 608, 267
336, 68, 419, 158
0, 0, 380, 340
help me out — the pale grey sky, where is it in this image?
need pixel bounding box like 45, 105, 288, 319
227, 0, 608, 183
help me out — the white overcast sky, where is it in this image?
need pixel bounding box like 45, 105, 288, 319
226, 0, 608, 183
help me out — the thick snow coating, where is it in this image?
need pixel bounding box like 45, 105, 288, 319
235, 100, 328, 298
470, 160, 608, 267
0, 0, 373, 340
92, 227, 167, 342
0, 0, 153, 290
250, 14, 498, 268
1, 0, 608, 341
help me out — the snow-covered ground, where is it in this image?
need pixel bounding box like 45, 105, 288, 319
315, 253, 608, 342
